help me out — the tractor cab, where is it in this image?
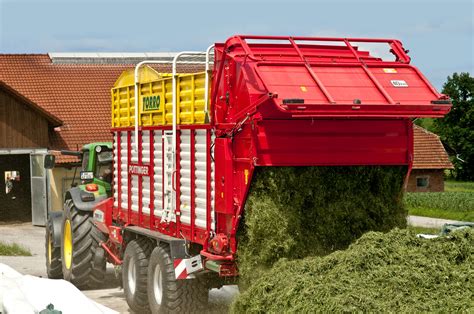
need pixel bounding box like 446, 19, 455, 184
44, 142, 113, 196
79, 143, 113, 195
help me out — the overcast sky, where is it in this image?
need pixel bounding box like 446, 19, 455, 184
0, 0, 472, 89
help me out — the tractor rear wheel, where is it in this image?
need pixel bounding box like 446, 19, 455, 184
61, 199, 107, 289
147, 245, 208, 313
123, 237, 154, 313
45, 216, 62, 279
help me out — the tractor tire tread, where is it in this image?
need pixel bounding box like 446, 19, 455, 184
62, 200, 107, 289
148, 245, 208, 314
45, 218, 63, 279
123, 237, 154, 313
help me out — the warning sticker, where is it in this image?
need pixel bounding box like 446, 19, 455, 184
383, 68, 397, 73
391, 80, 408, 87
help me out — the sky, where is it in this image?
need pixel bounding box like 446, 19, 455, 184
0, 0, 472, 89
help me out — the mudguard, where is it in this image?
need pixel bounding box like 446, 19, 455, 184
51, 188, 106, 249
124, 225, 187, 260
49, 211, 63, 248
65, 187, 108, 212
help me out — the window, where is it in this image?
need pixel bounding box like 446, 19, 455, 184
95, 150, 113, 183
82, 151, 90, 171
416, 177, 429, 188
31, 155, 44, 177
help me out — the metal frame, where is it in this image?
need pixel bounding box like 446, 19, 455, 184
29, 151, 48, 226
133, 48, 214, 223
133, 46, 214, 153
0, 148, 47, 155
0, 148, 51, 226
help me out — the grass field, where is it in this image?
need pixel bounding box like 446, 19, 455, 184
405, 181, 474, 222
445, 181, 474, 192
0, 241, 32, 256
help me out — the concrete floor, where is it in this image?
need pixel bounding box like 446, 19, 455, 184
407, 215, 466, 228
0, 223, 237, 313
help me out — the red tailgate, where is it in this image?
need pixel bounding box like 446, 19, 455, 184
213, 36, 451, 122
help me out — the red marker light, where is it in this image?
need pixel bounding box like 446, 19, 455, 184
85, 184, 98, 192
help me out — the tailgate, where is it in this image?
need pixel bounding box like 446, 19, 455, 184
217, 36, 451, 119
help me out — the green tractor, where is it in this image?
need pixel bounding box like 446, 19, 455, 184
44, 142, 113, 289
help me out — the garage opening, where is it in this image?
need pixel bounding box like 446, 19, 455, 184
0, 154, 31, 222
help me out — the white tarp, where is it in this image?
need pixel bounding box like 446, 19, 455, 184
0, 264, 117, 314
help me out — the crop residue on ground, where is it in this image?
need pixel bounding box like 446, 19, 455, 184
232, 228, 474, 313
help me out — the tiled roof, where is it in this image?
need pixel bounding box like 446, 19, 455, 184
0, 54, 202, 163
413, 125, 453, 169
0, 80, 62, 126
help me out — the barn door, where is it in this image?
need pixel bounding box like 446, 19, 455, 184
30, 153, 48, 226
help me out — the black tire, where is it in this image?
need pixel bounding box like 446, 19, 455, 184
45, 216, 63, 279
147, 245, 208, 314
123, 237, 154, 313
61, 199, 107, 289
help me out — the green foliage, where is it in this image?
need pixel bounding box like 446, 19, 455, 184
414, 118, 435, 132
0, 241, 32, 256
434, 72, 474, 180
232, 228, 474, 313
445, 180, 474, 192
405, 191, 474, 222
237, 166, 407, 288
405, 181, 474, 221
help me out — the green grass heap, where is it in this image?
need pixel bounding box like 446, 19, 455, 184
232, 228, 474, 313
237, 166, 407, 288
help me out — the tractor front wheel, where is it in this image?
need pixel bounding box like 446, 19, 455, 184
45, 216, 62, 279
61, 199, 106, 289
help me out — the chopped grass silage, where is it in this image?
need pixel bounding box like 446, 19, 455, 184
237, 166, 407, 288
232, 228, 474, 313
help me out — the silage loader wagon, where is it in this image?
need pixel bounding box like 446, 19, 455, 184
90, 35, 451, 313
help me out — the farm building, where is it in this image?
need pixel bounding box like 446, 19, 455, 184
0, 81, 62, 223
0, 54, 453, 224
407, 125, 454, 192
0, 53, 191, 225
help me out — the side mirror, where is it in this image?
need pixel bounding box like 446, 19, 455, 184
44, 154, 56, 169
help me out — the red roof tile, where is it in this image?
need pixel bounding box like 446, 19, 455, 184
413, 125, 453, 169
0, 54, 201, 163
0, 80, 62, 126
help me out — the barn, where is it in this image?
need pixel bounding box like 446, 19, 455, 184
0, 81, 62, 223
0, 53, 179, 224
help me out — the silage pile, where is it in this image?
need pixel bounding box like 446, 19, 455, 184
232, 228, 474, 312
237, 166, 407, 287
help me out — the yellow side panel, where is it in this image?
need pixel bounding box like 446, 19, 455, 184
112, 70, 208, 127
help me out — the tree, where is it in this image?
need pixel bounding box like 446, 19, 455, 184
434, 72, 474, 180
